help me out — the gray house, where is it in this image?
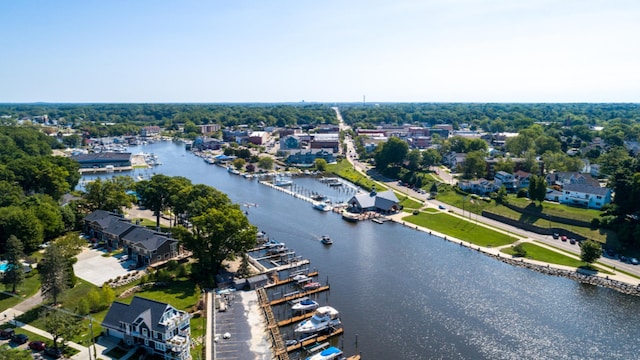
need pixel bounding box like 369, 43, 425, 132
347, 190, 400, 213
102, 296, 191, 360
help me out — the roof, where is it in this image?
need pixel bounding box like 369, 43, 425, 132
563, 183, 610, 196
85, 210, 123, 229
103, 219, 135, 237
71, 152, 132, 163
121, 227, 176, 251
350, 190, 399, 211
102, 296, 182, 334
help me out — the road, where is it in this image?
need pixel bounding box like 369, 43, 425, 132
332, 107, 640, 279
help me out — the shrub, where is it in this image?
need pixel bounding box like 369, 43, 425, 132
512, 243, 527, 257
590, 218, 600, 229
412, 209, 420, 215
517, 188, 528, 198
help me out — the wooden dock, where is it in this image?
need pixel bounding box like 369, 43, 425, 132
264, 271, 319, 289
269, 285, 330, 306
257, 288, 290, 360
282, 328, 344, 354
277, 311, 315, 327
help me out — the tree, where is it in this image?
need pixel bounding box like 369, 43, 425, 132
3, 235, 24, 293
420, 148, 441, 168
406, 149, 422, 171
0, 346, 32, 360
136, 175, 189, 230
512, 243, 527, 257
83, 177, 134, 213
314, 158, 328, 171
0, 206, 44, 252
232, 158, 246, 170
173, 205, 257, 286
375, 137, 408, 170
494, 158, 515, 174
528, 175, 547, 204
580, 240, 603, 264
41, 308, 83, 350
258, 156, 274, 170
39, 244, 69, 305
462, 151, 486, 179
496, 186, 508, 205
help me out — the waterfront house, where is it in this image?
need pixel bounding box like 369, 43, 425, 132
83, 210, 182, 266
559, 183, 612, 209
71, 152, 132, 169
458, 178, 498, 196
102, 296, 191, 360
494, 171, 517, 192
347, 190, 399, 213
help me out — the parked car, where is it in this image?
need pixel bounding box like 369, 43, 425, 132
560, 235, 567, 242
11, 333, 29, 344
44, 347, 63, 359
552, 233, 559, 239
438, 205, 446, 210
119, 255, 129, 262
569, 238, 576, 245
0, 328, 14, 339
28, 340, 46, 351
630, 258, 639, 265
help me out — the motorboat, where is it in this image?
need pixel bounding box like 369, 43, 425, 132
274, 175, 293, 186
303, 282, 322, 290
320, 235, 333, 245
294, 306, 341, 334
292, 274, 311, 283
264, 238, 285, 248
291, 298, 319, 312
341, 211, 359, 222
306, 347, 344, 360
313, 202, 332, 212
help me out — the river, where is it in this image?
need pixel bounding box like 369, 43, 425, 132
82, 141, 640, 360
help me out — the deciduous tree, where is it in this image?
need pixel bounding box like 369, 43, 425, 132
39, 244, 69, 305
3, 235, 24, 293
580, 240, 603, 264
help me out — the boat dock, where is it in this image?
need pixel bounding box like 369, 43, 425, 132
282, 328, 344, 353
264, 271, 319, 288
277, 311, 315, 327
269, 285, 330, 306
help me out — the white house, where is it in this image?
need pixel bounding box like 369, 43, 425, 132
459, 178, 498, 195
560, 183, 612, 209
494, 171, 517, 192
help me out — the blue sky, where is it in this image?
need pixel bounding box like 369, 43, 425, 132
1, 0, 639, 103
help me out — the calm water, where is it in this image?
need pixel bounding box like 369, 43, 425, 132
84, 142, 640, 359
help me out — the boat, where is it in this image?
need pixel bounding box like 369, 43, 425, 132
303, 282, 322, 290
313, 202, 332, 212
306, 346, 344, 360
292, 274, 311, 283
341, 211, 359, 222
264, 238, 285, 248
274, 175, 293, 186
320, 235, 333, 245
292, 298, 320, 312
294, 306, 341, 334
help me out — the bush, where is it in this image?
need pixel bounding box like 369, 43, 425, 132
412, 209, 420, 215
590, 218, 600, 229
512, 243, 527, 257
517, 188, 528, 198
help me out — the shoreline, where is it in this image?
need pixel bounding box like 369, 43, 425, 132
388, 212, 640, 297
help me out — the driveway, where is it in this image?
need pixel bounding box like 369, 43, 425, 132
74, 247, 134, 286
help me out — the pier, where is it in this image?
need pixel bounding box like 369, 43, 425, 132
264, 271, 319, 288
269, 285, 330, 306
282, 328, 344, 354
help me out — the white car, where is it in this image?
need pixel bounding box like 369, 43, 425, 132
119, 255, 129, 262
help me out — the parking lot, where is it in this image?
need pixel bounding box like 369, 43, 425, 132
73, 247, 135, 286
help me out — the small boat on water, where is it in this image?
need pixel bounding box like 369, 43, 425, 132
320, 235, 333, 245
264, 238, 285, 248
306, 346, 344, 360
303, 282, 322, 290
313, 202, 332, 212
292, 298, 320, 312
294, 306, 341, 335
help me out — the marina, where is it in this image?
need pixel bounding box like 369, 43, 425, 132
80, 141, 640, 360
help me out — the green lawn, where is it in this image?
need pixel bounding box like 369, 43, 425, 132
0, 272, 41, 312
118, 278, 200, 312
500, 242, 612, 274
483, 203, 615, 244
507, 196, 601, 222
398, 194, 422, 210
403, 211, 519, 247
326, 159, 385, 192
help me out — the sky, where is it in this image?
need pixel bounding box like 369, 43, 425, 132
1, 0, 639, 103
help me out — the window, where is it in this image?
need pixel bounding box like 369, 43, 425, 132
155, 342, 165, 351
596, 196, 602, 199
142, 328, 148, 337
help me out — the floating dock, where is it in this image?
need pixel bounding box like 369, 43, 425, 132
282, 328, 344, 354
264, 271, 319, 289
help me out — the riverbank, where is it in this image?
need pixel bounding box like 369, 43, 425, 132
387, 211, 640, 296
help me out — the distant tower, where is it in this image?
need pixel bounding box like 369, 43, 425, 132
363, 95, 365, 106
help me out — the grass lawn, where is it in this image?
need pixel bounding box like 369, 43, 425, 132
404, 211, 519, 247
507, 196, 601, 222
434, 189, 491, 214
483, 203, 615, 244
118, 278, 200, 312
326, 159, 385, 192
0, 273, 41, 312
190, 313, 205, 359
398, 194, 422, 210
500, 242, 612, 274
132, 218, 171, 232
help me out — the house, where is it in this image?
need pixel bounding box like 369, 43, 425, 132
458, 178, 498, 196
102, 296, 191, 360
347, 190, 399, 213
285, 149, 336, 166
494, 171, 517, 192
514, 170, 531, 189
560, 183, 612, 209
83, 210, 182, 266
71, 152, 132, 169
442, 152, 467, 170
310, 133, 340, 152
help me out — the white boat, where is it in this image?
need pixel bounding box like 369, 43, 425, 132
294, 306, 341, 334
264, 239, 285, 248
320, 235, 333, 245
313, 202, 332, 212
306, 347, 344, 360
291, 298, 319, 312
274, 174, 293, 186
